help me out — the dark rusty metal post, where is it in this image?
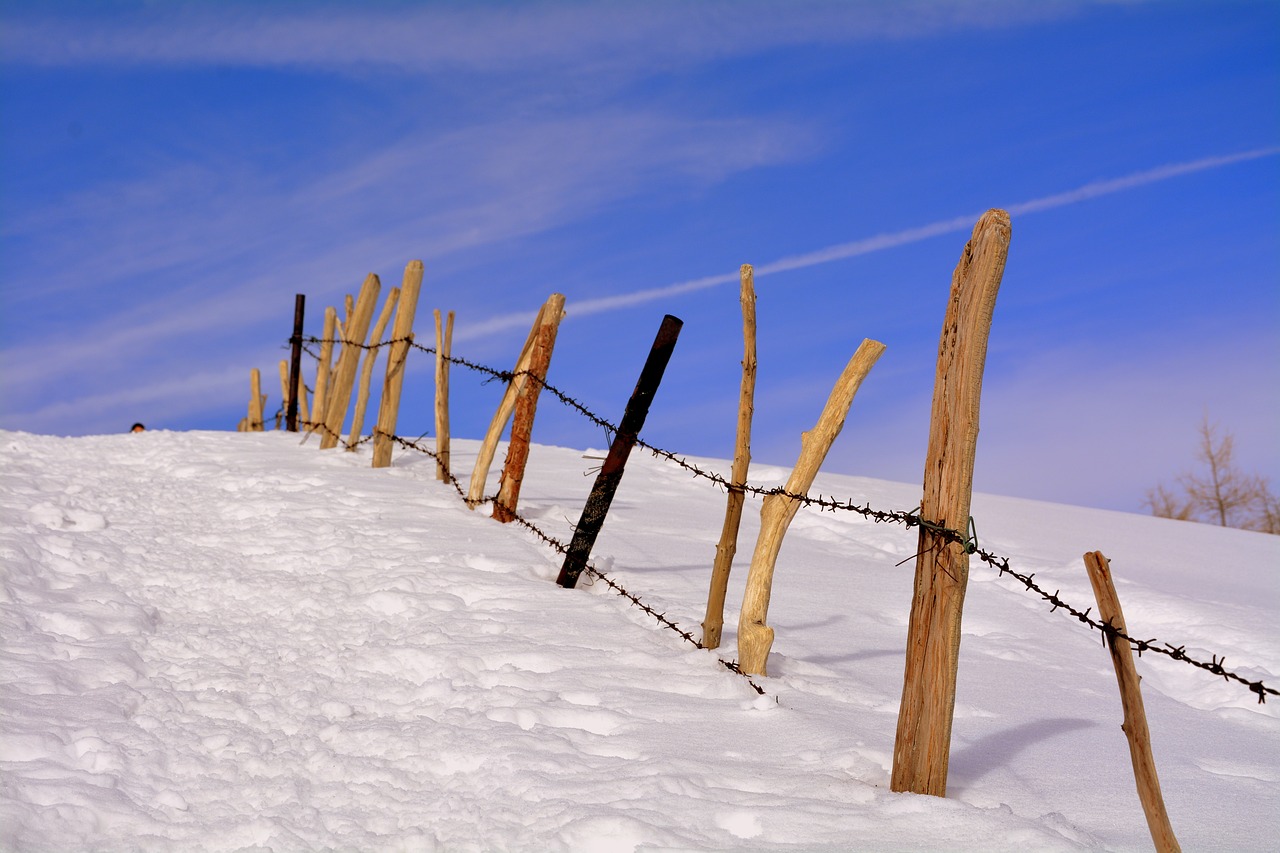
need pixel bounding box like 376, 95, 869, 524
286, 294, 306, 432
557, 314, 683, 588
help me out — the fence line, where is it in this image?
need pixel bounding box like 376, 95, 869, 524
285, 334, 1277, 704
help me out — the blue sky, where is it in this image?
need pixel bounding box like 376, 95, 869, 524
1, 0, 1276, 514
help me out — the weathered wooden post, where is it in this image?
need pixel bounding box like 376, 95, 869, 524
310, 306, 338, 433
347, 287, 400, 449
891, 208, 1011, 798
247, 368, 265, 432
286, 294, 305, 432
737, 338, 885, 675
434, 308, 455, 481
1083, 551, 1181, 853
702, 264, 758, 649
371, 261, 424, 469
320, 274, 381, 449
557, 314, 683, 589
494, 301, 566, 521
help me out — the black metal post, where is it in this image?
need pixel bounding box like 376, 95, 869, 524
557, 314, 683, 588
286, 294, 306, 432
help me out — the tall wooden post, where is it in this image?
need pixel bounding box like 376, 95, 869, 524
320, 274, 381, 449
348, 287, 400, 449
1083, 551, 1181, 853
557, 314, 682, 589
286, 294, 305, 432
310, 306, 338, 432
737, 339, 884, 675
891, 209, 1011, 797
371, 261, 424, 468
702, 264, 758, 649
434, 309, 455, 481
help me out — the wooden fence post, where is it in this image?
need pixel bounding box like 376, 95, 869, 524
702, 264, 758, 649
371, 261, 424, 468
465, 296, 561, 507
494, 301, 566, 521
247, 368, 265, 432
557, 314, 683, 589
1083, 551, 1181, 853
347, 287, 400, 450
320, 274, 381, 449
434, 308, 455, 481
891, 208, 1011, 797
286, 294, 305, 432
310, 306, 338, 432
737, 338, 884, 675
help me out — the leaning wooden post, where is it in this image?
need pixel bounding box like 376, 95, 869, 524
494, 300, 567, 521
737, 339, 885, 675
247, 368, 265, 432
320, 274, 381, 449
557, 315, 683, 589
1083, 551, 1181, 853
702, 264, 758, 649
347, 287, 400, 450
434, 308, 455, 481
371, 261, 424, 468
891, 208, 1011, 798
286, 294, 305, 432
465, 297, 559, 507
310, 306, 338, 433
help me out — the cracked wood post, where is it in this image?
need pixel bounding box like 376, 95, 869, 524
320, 274, 381, 449
736, 338, 885, 675
247, 368, 265, 432
465, 296, 562, 507
371, 261, 424, 468
1083, 551, 1181, 853
702, 264, 757, 649
286, 294, 305, 432
348, 287, 400, 450
309, 306, 338, 434
434, 308, 455, 481
558, 314, 683, 589
891, 208, 1011, 798
494, 299, 566, 521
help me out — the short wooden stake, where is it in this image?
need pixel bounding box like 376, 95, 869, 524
892, 209, 1011, 798
702, 264, 758, 649
1083, 551, 1181, 853
737, 338, 884, 675
320, 274, 382, 449
494, 300, 566, 521
247, 368, 265, 432
286, 294, 305, 432
347, 287, 400, 450
434, 308, 455, 481
557, 314, 683, 589
310, 306, 338, 433
277, 360, 291, 430
465, 297, 561, 507
372, 261, 424, 469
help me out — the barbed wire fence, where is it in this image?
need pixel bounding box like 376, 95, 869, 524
272, 333, 1277, 704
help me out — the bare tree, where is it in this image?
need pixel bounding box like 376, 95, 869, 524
1145, 416, 1279, 535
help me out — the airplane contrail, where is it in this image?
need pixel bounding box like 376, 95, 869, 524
458, 146, 1278, 340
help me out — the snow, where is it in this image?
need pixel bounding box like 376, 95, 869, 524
1, 428, 1277, 851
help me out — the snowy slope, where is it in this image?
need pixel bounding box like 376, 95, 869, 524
1, 429, 1277, 852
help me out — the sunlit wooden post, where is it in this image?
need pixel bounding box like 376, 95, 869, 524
892, 209, 1010, 797
348, 287, 400, 449
372, 261, 424, 468
434, 308, 455, 481
247, 368, 265, 432
310, 306, 338, 433
321, 274, 381, 449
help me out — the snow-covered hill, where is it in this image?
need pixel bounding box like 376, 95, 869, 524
2, 430, 1276, 851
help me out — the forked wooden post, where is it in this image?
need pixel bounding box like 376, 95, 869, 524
891, 209, 1011, 798
310, 306, 338, 433
434, 308, 455, 481
320, 274, 381, 449
702, 264, 758, 649
348, 287, 400, 449
494, 301, 566, 521
371, 261, 424, 468
247, 368, 265, 432
737, 338, 884, 675
1083, 551, 1181, 853
286, 294, 305, 432
465, 297, 562, 507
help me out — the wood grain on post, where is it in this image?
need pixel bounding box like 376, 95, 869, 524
348, 287, 400, 450
494, 298, 566, 521
310, 306, 338, 434
278, 360, 291, 430
891, 208, 1010, 798
702, 264, 758, 649
465, 297, 560, 507
248, 368, 265, 432
434, 308, 455, 481
371, 261, 424, 469
737, 338, 885, 675
1083, 551, 1181, 853
320, 274, 381, 450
